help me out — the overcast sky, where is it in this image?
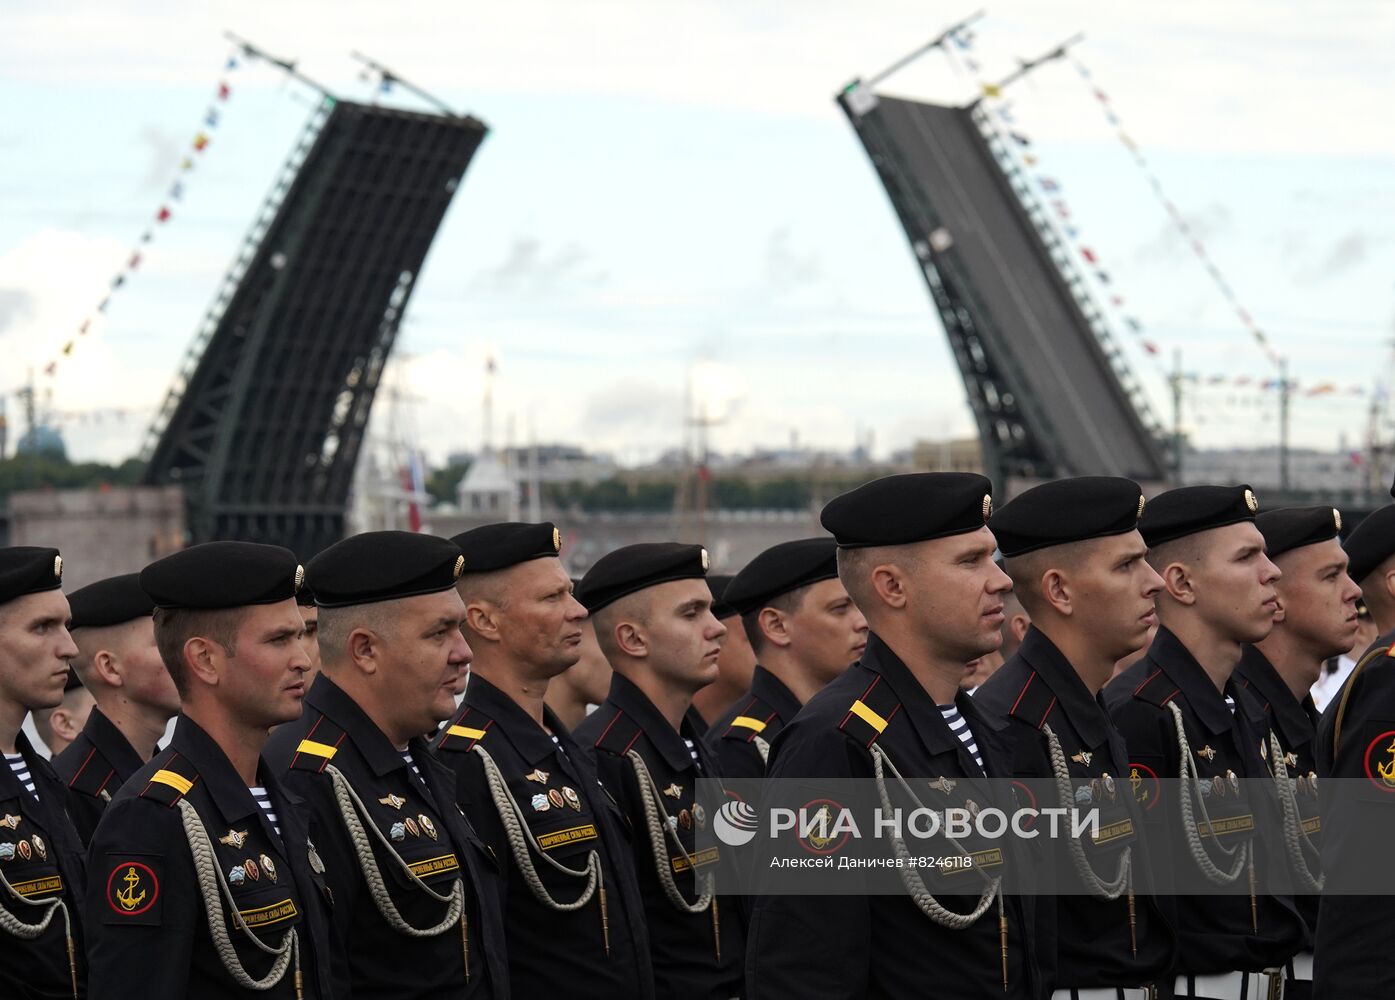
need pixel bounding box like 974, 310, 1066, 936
1, 0, 1391, 470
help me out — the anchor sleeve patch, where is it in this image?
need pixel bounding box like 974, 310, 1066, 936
103, 854, 162, 925
1361, 727, 1395, 793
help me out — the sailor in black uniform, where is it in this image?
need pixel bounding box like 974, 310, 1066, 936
266, 530, 509, 998
975, 476, 1178, 999
1105, 486, 1305, 1000
574, 543, 744, 1000
745, 473, 1039, 999
706, 537, 866, 779
84, 542, 334, 1000
0, 546, 88, 999
433, 522, 653, 1000
54, 574, 177, 847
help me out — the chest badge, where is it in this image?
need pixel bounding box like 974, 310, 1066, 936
378, 794, 407, 811
218, 828, 249, 849
562, 787, 581, 811
928, 776, 956, 795
0, 815, 19, 831
228, 866, 246, 886
308, 843, 325, 875
390, 822, 407, 842
418, 814, 438, 840
1284, 752, 1298, 769
1196, 745, 1217, 762
531, 793, 551, 812
0, 843, 14, 861
260, 854, 278, 883
526, 769, 550, 784
16, 841, 31, 861
662, 783, 683, 799
31, 835, 45, 860
1070, 750, 1093, 767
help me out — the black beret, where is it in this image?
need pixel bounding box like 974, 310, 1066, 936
68, 573, 154, 629
452, 522, 562, 573
820, 473, 993, 548
722, 538, 839, 617
1255, 506, 1342, 561
990, 477, 1145, 558
706, 575, 737, 620
64, 667, 82, 693
1343, 504, 1395, 585
0, 546, 63, 606
576, 542, 708, 614
307, 531, 464, 609
296, 583, 317, 608
140, 541, 302, 611
1138, 484, 1260, 547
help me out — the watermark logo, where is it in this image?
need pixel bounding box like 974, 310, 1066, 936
713, 799, 760, 846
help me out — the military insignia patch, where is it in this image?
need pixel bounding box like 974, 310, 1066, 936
562, 787, 581, 811
294, 565, 305, 592
1070, 750, 1093, 767
1129, 762, 1161, 812
104, 859, 160, 924
218, 828, 249, 849
16, 841, 30, 861
260, 854, 278, 883
531, 793, 550, 812
228, 866, 245, 886
308, 843, 325, 875
54, 555, 63, 580
1362, 729, 1395, 793
244, 859, 260, 881
1244, 488, 1259, 513
1196, 745, 1217, 762
700, 548, 710, 571
378, 794, 406, 811
1333, 508, 1342, 532
31, 835, 45, 860
390, 822, 407, 842
547, 789, 565, 809
525, 769, 549, 784
404, 818, 421, 838
928, 776, 956, 795
982, 494, 993, 521
662, 783, 683, 799
419, 814, 437, 840
0, 843, 14, 862
453, 555, 465, 579
552, 526, 562, 551
1136, 495, 1146, 520
0, 815, 19, 831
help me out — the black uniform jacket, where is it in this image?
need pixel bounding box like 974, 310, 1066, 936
53, 708, 148, 848
1234, 645, 1322, 939
706, 667, 803, 781
266, 674, 508, 1000
1105, 627, 1305, 975
84, 716, 334, 1000
974, 627, 1178, 990
1312, 637, 1395, 997
574, 672, 744, 1000
433, 673, 653, 1000
0, 730, 87, 1000
745, 632, 1039, 1000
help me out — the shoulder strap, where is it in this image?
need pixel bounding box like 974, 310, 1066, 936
720, 697, 776, 744
1333, 643, 1392, 759
1131, 667, 1182, 709
435, 706, 494, 753
1005, 671, 1058, 731
138, 752, 200, 807
65, 743, 118, 801
837, 675, 902, 748
591, 709, 644, 759
289, 715, 348, 775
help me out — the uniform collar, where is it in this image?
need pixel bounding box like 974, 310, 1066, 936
860, 632, 971, 760
1015, 627, 1111, 749
1146, 626, 1245, 736
464, 673, 567, 766
305, 673, 419, 778
1235, 646, 1317, 748
605, 671, 706, 774
0, 730, 40, 800
168, 714, 286, 826
749, 666, 804, 724
83, 706, 148, 778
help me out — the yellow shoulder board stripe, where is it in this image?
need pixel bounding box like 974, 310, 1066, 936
730, 716, 767, 733
448, 725, 487, 740
150, 769, 193, 795
849, 699, 888, 733
295, 739, 339, 760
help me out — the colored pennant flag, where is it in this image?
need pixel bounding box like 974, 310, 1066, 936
226, 56, 239, 71
1111, 295, 1124, 306
79, 320, 90, 335
1022, 153, 1038, 166
1095, 270, 1110, 284
127, 251, 141, 269
180, 157, 194, 171
44, 362, 57, 376
157, 206, 172, 222
1039, 177, 1060, 193
97, 297, 110, 313
61, 341, 74, 356
982, 83, 1002, 98
965, 57, 980, 72
1124, 317, 1142, 333
1142, 341, 1159, 355
205, 109, 220, 128
1080, 247, 1097, 263
169, 182, 184, 201
192, 133, 210, 152
111, 274, 125, 289
1010, 131, 1031, 146
218, 81, 231, 100
1094, 88, 1109, 103
140, 230, 153, 244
